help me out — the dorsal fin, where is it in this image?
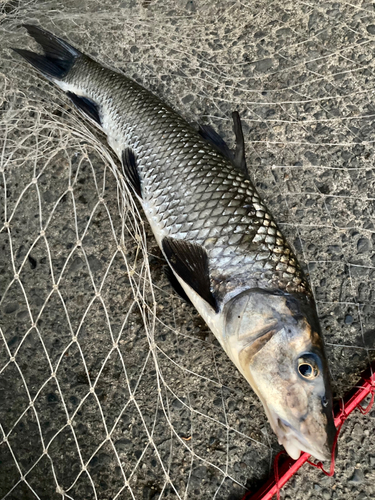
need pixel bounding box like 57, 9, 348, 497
232, 111, 248, 179
198, 124, 235, 162
121, 148, 142, 197
198, 112, 249, 179
162, 237, 218, 312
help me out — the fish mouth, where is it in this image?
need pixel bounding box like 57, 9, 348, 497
246, 373, 336, 462
277, 422, 330, 461
268, 412, 336, 462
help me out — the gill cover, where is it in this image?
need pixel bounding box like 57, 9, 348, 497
224, 289, 336, 461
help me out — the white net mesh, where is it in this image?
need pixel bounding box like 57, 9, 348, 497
1, 1, 375, 499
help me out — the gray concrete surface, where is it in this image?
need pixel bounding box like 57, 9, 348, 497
0, 0, 375, 499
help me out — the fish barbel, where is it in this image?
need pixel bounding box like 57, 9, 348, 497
13, 25, 337, 461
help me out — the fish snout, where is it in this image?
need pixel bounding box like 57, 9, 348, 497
273, 407, 337, 462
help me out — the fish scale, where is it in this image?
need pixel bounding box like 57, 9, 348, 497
64, 55, 308, 301
14, 26, 338, 462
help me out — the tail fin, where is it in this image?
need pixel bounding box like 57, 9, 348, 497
12, 25, 81, 80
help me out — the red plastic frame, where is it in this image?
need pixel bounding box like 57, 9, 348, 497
243, 361, 375, 500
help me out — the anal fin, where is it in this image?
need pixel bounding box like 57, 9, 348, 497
162, 237, 217, 312
121, 148, 142, 197
66, 92, 101, 125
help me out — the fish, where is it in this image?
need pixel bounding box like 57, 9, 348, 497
13, 25, 337, 462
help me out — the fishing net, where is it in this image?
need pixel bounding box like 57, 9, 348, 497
0, 1, 374, 499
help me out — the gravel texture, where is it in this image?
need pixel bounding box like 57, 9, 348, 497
0, 1, 375, 499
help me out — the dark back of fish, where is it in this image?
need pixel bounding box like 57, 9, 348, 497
65, 55, 308, 302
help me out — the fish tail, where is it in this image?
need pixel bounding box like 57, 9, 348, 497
12, 25, 81, 80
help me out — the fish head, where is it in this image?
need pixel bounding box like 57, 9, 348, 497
224, 289, 336, 462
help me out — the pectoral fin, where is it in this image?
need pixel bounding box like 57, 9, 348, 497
163, 265, 192, 305
162, 237, 217, 312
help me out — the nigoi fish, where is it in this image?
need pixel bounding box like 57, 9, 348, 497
13, 25, 337, 461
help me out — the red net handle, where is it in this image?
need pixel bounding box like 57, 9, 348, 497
243, 362, 375, 500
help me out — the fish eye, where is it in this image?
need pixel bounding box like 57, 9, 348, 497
297, 354, 319, 380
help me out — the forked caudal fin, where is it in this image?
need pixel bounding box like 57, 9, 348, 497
11, 25, 81, 80
12, 25, 103, 128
